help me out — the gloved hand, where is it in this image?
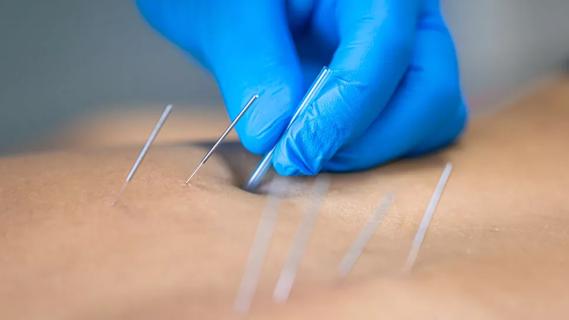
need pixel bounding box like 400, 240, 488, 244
137, 0, 467, 175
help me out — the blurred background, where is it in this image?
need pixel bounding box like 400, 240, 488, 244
0, 0, 568, 153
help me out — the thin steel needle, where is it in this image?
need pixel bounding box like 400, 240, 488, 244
185, 94, 259, 184
403, 162, 453, 272
338, 193, 394, 278
113, 104, 173, 205
234, 178, 289, 314
273, 177, 330, 303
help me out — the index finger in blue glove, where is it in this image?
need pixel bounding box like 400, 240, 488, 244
272, 0, 420, 175
207, 2, 305, 155
137, 0, 304, 155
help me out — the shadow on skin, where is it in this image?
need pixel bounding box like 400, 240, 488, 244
193, 140, 261, 188
186, 140, 322, 196
176, 139, 453, 195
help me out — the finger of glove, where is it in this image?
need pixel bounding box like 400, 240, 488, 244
136, 0, 205, 60
323, 9, 466, 172
408, 103, 468, 156
205, 2, 305, 155
139, 0, 304, 155
272, 0, 420, 175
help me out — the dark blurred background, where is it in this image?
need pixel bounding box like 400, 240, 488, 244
0, 0, 568, 153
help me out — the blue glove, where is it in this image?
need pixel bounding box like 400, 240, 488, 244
137, 0, 468, 175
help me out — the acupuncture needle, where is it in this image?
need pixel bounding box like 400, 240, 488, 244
273, 176, 330, 303
245, 66, 332, 192
403, 162, 453, 272
338, 193, 394, 278
113, 104, 173, 205
185, 94, 259, 184
234, 178, 289, 314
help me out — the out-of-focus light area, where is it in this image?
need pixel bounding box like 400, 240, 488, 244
0, 0, 567, 153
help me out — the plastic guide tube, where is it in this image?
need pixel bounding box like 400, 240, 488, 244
244, 66, 332, 191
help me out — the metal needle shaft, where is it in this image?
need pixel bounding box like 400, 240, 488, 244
403, 162, 453, 272
185, 94, 258, 184
273, 177, 330, 303
234, 178, 289, 314
338, 193, 394, 278
113, 104, 174, 205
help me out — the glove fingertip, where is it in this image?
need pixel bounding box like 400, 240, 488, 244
233, 85, 302, 155
272, 133, 322, 176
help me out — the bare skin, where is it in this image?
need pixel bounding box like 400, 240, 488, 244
1, 77, 568, 319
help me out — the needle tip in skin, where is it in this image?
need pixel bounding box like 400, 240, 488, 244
185, 162, 203, 185
112, 180, 128, 206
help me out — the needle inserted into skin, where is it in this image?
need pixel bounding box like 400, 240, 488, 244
113, 104, 173, 205
185, 94, 258, 184
234, 178, 289, 314
245, 67, 332, 192
403, 162, 453, 272
273, 176, 330, 303
338, 193, 394, 278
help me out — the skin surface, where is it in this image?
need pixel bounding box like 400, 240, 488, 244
1, 77, 568, 319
